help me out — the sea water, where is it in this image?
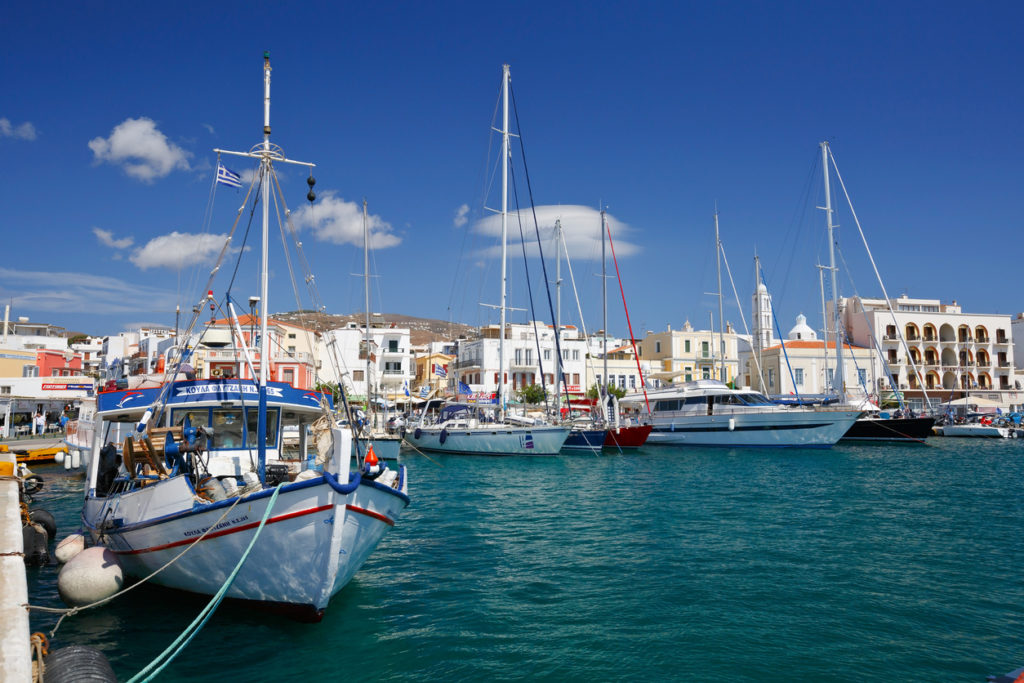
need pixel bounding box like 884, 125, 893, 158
24, 439, 1024, 681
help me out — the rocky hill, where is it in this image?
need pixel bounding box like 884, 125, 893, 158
272, 310, 476, 346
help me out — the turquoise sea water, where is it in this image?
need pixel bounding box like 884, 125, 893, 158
24, 439, 1024, 681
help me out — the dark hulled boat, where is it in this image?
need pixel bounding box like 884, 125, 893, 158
841, 415, 935, 443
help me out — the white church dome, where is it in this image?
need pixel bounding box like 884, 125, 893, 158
787, 314, 817, 341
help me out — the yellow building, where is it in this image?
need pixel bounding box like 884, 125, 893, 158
638, 321, 742, 385
414, 353, 454, 397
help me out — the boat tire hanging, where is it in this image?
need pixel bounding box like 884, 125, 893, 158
439, 428, 448, 444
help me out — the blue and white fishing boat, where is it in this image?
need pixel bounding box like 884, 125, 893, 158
80, 53, 409, 621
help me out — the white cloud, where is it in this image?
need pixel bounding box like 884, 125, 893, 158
472, 205, 640, 260
130, 231, 231, 270
88, 117, 191, 182
292, 191, 401, 249
92, 227, 134, 249
202, 123, 216, 135
0, 117, 37, 140
0, 267, 177, 315
454, 203, 470, 228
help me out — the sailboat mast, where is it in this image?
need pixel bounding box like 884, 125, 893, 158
601, 209, 608, 420
714, 210, 725, 383
554, 218, 562, 415
821, 141, 843, 396
363, 199, 372, 422
499, 64, 510, 420
256, 51, 273, 483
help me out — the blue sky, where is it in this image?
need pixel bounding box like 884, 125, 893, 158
2, 2, 1022, 340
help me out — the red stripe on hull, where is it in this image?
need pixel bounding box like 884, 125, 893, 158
346, 504, 394, 526
116, 504, 334, 555
603, 424, 653, 448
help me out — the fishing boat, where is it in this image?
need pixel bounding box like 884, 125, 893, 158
626, 379, 862, 448
403, 64, 568, 456
934, 422, 1009, 438
61, 397, 96, 471
80, 53, 409, 621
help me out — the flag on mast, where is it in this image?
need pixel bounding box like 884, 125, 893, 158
217, 164, 242, 188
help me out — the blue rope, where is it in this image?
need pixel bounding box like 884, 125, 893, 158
128, 483, 285, 682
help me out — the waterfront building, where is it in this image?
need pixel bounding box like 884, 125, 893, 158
193, 316, 318, 389
319, 321, 413, 401
638, 321, 743, 386
839, 295, 1021, 410
413, 352, 455, 397
583, 344, 653, 395
452, 322, 588, 396
738, 314, 875, 398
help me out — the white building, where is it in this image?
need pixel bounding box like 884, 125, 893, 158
453, 322, 588, 397
839, 294, 1020, 409
319, 322, 413, 401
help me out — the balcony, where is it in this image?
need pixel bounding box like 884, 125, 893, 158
995, 336, 1009, 345
882, 333, 898, 341
381, 347, 406, 355
976, 336, 990, 344
923, 335, 937, 342
452, 359, 481, 370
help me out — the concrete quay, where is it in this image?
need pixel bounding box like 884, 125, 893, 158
0, 448, 30, 681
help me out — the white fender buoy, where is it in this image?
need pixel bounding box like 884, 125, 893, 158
728, 418, 736, 431
70, 450, 81, 469
55, 451, 65, 464
55, 533, 87, 564
58, 547, 124, 607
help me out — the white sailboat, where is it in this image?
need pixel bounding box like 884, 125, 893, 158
403, 64, 568, 456
80, 53, 409, 621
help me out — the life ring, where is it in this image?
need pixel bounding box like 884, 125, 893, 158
439, 428, 448, 444
413, 427, 422, 440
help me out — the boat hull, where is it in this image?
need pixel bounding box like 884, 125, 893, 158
645, 410, 862, 448
404, 424, 569, 455
841, 416, 935, 442
82, 470, 408, 619
356, 435, 402, 462
935, 424, 1009, 438
562, 428, 606, 452
603, 424, 653, 449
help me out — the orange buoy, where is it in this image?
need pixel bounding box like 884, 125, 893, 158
363, 444, 380, 476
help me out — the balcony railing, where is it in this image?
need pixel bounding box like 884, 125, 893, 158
381, 347, 406, 354
452, 359, 481, 370
996, 336, 1009, 344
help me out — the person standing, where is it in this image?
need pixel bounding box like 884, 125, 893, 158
33, 411, 44, 435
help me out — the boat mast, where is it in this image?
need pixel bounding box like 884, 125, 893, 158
499, 64, 510, 420
601, 208, 609, 422
363, 199, 372, 427
214, 52, 315, 484
714, 210, 725, 383
554, 218, 562, 417
255, 52, 273, 483
821, 141, 844, 397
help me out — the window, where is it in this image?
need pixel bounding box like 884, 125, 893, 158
544, 349, 551, 361
701, 341, 709, 358
353, 370, 364, 381
655, 341, 661, 353
287, 345, 296, 353
51, 369, 60, 377
826, 368, 834, 387
794, 368, 804, 386
288, 333, 296, 339
619, 375, 626, 389
768, 369, 775, 387
514, 349, 523, 364
22, 365, 38, 377
702, 367, 711, 379
525, 349, 533, 365
858, 369, 866, 387
572, 373, 580, 385
245, 407, 279, 449
629, 375, 636, 389
685, 340, 690, 353
282, 368, 295, 384
596, 374, 602, 387
0, 386, 9, 394
572, 350, 579, 361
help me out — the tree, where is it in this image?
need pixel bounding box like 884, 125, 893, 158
517, 383, 547, 405
587, 383, 626, 400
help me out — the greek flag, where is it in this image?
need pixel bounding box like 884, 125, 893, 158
434, 363, 448, 378
217, 164, 242, 188
419, 385, 429, 398
403, 380, 410, 397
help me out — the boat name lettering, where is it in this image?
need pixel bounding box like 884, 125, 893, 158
182, 514, 250, 537
175, 384, 283, 398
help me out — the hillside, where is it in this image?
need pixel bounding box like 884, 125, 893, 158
272, 310, 475, 346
